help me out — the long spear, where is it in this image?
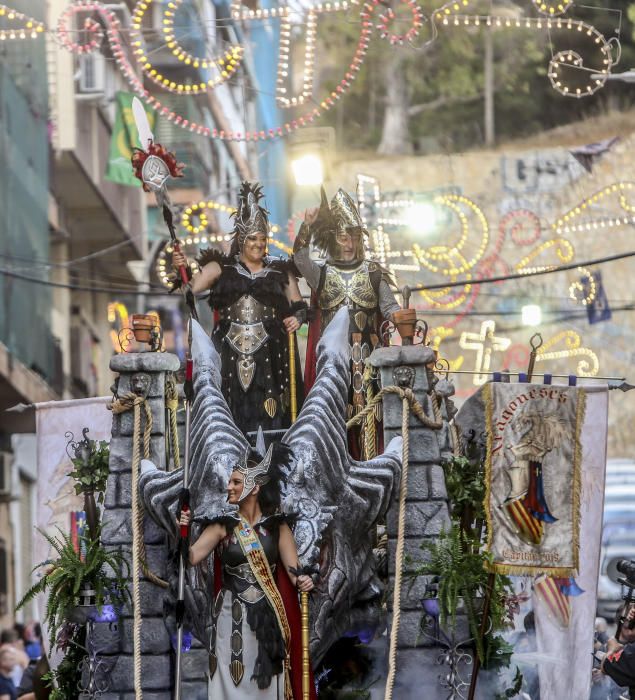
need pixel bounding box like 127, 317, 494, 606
130, 101, 196, 697
174, 348, 194, 700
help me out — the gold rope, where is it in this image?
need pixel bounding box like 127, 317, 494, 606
165, 374, 181, 470
110, 392, 145, 698
362, 366, 377, 460
109, 391, 169, 697
383, 395, 410, 700
346, 385, 443, 432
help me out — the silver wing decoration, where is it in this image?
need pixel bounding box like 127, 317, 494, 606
139, 319, 247, 535
139, 307, 401, 664
281, 308, 402, 661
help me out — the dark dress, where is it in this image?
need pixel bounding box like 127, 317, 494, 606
199, 251, 304, 436
208, 513, 288, 697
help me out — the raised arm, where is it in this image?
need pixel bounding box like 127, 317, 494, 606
293, 208, 322, 292
172, 249, 222, 294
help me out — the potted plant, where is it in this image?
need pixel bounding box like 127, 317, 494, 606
66, 429, 110, 537
16, 525, 130, 642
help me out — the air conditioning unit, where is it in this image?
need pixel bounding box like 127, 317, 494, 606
0, 454, 12, 499
78, 52, 106, 94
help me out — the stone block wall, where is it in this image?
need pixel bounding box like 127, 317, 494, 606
99, 351, 208, 699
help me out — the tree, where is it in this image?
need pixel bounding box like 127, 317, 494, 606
313, 0, 635, 153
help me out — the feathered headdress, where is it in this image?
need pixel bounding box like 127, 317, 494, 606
310, 187, 366, 259
230, 181, 270, 254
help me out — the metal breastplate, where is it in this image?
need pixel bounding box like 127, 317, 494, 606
223, 562, 278, 604
319, 263, 379, 333
220, 295, 275, 391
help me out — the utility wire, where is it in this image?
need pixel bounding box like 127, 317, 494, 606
2, 248, 635, 296
411, 249, 635, 292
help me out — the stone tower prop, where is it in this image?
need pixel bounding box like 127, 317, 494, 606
99, 351, 208, 699
369, 344, 455, 699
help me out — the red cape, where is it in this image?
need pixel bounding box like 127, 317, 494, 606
214, 553, 317, 700
303, 292, 321, 393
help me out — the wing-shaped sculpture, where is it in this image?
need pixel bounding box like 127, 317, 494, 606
139, 319, 248, 536
281, 308, 402, 661
140, 308, 401, 664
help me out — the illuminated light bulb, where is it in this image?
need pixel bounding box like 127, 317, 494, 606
522, 304, 542, 327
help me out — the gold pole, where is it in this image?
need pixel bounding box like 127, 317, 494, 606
301, 590, 310, 700
289, 330, 308, 697
289, 331, 298, 423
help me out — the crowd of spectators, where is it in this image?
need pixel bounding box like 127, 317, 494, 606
0, 622, 42, 700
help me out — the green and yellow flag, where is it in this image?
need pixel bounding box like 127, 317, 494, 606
105, 92, 156, 187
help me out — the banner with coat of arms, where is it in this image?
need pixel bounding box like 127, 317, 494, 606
483, 382, 586, 576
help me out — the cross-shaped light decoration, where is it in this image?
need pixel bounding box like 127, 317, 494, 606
459, 320, 512, 385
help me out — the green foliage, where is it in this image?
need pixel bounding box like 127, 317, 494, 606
442, 455, 485, 529
494, 666, 524, 700
68, 439, 110, 503
314, 0, 635, 152
412, 523, 514, 662
43, 627, 87, 700
16, 526, 130, 644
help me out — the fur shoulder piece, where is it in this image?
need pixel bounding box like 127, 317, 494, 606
196, 247, 231, 268
265, 255, 295, 276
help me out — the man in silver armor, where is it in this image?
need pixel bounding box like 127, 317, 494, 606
293, 187, 400, 419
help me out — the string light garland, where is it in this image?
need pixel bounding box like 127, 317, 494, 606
434, 9, 616, 99
414, 194, 489, 276
56, 3, 103, 52
553, 182, 635, 233
377, 0, 425, 45
0, 4, 44, 41
130, 0, 243, 94
2, 0, 621, 140
459, 320, 512, 385
536, 330, 599, 376
181, 200, 235, 234
514, 237, 575, 275
501, 209, 542, 246
532, 0, 574, 16
569, 266, 597, 306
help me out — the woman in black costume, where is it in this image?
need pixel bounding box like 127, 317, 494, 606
177, 438, 315, 699
173, 182, 306, 434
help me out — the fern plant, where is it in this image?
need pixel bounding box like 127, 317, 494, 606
16, 526, 130, 643
411, 524, 513, 663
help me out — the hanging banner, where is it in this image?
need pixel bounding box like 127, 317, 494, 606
483, 382, 586, 576
34, 397, 112, 609
534, 385, 608, 700
105, 91, 155, 187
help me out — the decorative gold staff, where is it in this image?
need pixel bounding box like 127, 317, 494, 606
301, 588, 310, 699
288, 330, 310, 697
289, 330, 298, 423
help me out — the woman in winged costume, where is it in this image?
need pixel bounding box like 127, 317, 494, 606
173, 182, 306, 434
178, 434, 314, 699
